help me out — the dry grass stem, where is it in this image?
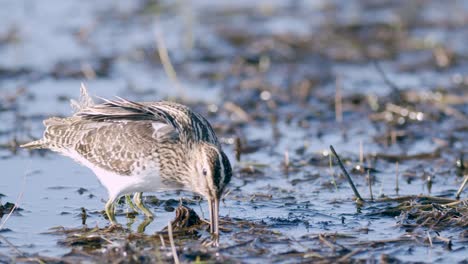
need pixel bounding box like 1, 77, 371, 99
368, 170, 374, 201
167, 221, 180, 264
155, 29, 184, 100
456, 175, 468, 199
359, 140, 363, 165
395, 162, 400, 195
335, 76, 343, 123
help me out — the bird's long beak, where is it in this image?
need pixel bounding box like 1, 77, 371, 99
208, 197, 220, 236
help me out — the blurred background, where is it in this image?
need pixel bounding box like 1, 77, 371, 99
0, 0, 467, 262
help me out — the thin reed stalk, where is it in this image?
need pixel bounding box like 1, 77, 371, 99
329, 145, 363, 201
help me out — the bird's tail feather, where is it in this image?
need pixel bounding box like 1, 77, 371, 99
20, 139, 47, 149
70, 83, 94, 113
21, 117, 70, 150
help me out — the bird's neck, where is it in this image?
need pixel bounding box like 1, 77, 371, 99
158, 143, 194, 189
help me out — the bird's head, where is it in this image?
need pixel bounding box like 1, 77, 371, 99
190, 142, 232, 236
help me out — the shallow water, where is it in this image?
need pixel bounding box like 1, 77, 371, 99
1, 0, 467, 263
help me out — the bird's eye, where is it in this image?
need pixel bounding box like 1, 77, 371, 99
202, 168, 207, 176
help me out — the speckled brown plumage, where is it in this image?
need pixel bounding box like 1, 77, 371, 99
21, 85, 232, 236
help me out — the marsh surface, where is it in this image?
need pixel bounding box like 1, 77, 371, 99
1, 0, 467, 263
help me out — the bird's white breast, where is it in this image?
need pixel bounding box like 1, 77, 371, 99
61, 149, 164, 200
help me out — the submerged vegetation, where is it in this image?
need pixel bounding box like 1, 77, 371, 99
0, 0, 467, 263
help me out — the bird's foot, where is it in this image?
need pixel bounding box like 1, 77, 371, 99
105, 222, 123, 233
202, 235, 219, 247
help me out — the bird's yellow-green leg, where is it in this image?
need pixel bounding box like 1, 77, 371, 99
133, 192, 154, 218
105, 198, 117, 224
137, 217, 153, 233
125, 194, 138, 212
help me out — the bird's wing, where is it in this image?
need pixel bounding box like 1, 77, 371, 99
43, 118, 176, 175
76, 98, 220, 146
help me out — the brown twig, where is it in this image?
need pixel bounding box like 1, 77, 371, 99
395, 162, 400, 195
426, 231, 433, 247
435, 236, 452, 249
159, 234, 166, 248
367, 170, 374, 201
318, 234, 336, 251
456, 175, 468, 199
337, 248, 363, 262
375, 195, 456, 204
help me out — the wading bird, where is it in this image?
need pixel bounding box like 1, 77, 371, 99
21, 85, 232, 237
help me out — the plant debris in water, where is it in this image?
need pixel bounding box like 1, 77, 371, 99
1, 0, 468, 263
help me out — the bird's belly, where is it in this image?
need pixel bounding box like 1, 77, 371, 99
129, 163, 164, 192
96, 161, 167, 198
63, 150, 165, 198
